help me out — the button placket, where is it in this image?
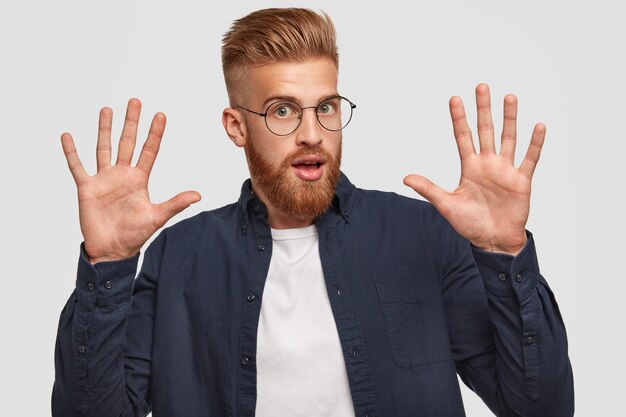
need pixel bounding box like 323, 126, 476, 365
351, 347, 360, 358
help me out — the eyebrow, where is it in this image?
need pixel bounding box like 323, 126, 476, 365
262, 93, 340, 108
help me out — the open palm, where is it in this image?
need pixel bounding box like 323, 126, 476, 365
61, 99, 201, 263
404, 84, 545, 255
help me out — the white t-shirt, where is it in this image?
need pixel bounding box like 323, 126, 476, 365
255, 225, 356, 417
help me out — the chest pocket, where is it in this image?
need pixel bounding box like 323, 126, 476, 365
376, 271, 452, 367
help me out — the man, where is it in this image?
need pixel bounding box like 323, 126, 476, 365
53, 7, 574, 417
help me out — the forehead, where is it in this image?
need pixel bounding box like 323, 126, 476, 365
244, 58, 338, 106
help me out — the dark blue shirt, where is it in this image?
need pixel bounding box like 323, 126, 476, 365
52, 173, 574, 416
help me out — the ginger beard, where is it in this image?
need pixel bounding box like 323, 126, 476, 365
247, 138, 341, 221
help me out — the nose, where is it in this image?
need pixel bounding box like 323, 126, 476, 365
295, 107, 323, 147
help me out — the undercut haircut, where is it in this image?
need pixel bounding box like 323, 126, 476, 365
221, 8, 339, 105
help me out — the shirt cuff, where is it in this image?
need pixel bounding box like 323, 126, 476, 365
471, 231, 541, 300
75, 243, 140, 310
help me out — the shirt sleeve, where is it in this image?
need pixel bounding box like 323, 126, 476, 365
442, 229, 574, 417
52, 235, 164, 417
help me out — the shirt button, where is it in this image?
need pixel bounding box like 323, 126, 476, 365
254, 205, 260, 213
87, 282, 95, 291
104, 280, 112, 289
241, 356, 250, 366
525, 336, 535, 345
498, 273, 507, 281
257, 243, 265, 251
343, 211, 350, 218
351, 347, 360, 358
246, 293, 256, 302
78, 345, 86, 354
240, 224, 247, 235
516, 274, 524, 283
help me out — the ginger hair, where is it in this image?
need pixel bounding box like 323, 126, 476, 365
222, 8, 339, 104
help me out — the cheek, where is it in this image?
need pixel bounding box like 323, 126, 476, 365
327, 135, 342, 160
267, 144, 293, 166
249, 137, 291, 167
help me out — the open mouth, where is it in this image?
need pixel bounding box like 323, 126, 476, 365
292, 161, 323, 170
291, 156, 326, 180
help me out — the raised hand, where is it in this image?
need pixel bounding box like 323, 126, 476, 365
404, 84, 545, 256
61, 98, 201, 264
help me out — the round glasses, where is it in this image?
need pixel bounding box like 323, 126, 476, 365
235, 95, 356, 136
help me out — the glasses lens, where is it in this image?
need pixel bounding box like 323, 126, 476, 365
265, 101, 302, 135
317, 97, 354, 131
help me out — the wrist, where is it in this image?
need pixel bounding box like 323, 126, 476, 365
472, 232, 528, 257
89, 254, 136, 265
85, 244, 138, 265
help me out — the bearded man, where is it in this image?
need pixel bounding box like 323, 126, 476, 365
53, 8, 574, 417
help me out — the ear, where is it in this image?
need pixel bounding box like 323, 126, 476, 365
222, 107, 247, 147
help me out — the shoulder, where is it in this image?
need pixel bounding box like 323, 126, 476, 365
352, 186, 444, 224
345, 185, 457, 251
158, 202, 240, 244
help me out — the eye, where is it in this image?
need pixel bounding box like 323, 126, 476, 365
317, 100, 337, 115
269, 102, 298, 118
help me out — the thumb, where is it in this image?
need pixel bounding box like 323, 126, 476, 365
403, 174, 447, 206
154, 191, 202, 227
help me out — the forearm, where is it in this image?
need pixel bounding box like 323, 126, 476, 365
52, 245, 141, 417
469, 233, 574, 416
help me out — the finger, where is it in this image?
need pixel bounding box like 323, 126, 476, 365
116, 98, 142, 166
449, 96, 476, 161
97, 107, 113, 171
154, 191, 202, 228
61, 133, 89, 185
403, 174, 448, 208
475, 83, 495, 154
519, 123, 546, 179
136, 112, 166, 175
500, 94, 518, 164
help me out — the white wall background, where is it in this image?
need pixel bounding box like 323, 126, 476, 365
1, 0, 623, 415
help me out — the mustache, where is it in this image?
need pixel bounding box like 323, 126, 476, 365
281, 145, 334, 166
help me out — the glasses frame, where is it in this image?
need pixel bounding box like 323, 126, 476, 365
234, 95, 356, 136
